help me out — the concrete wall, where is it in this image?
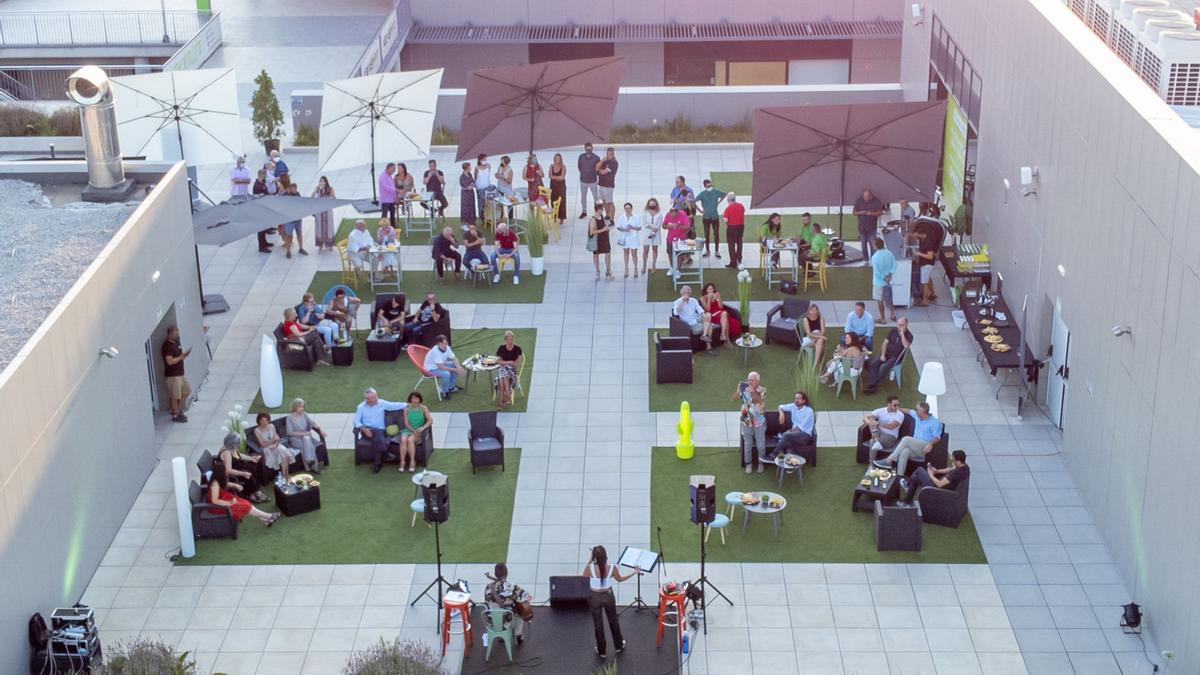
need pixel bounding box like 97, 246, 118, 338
0, 161, 208, 674
851, 38, 901, 83
408, 0, 901, 24
429, 83, 905, 130
900, 0, 1200, 669
615, 43, 665, 86
401, 43, 529, 88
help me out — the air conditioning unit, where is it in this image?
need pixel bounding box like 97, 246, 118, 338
1089, 0, 1123, 43
1132, 9, 1188, 78
1112, 0, 1168, 64
1139, 19, 1194, 85
1148, 30, 1200, 105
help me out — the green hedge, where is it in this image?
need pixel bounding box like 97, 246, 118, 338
0, 105, 81, 137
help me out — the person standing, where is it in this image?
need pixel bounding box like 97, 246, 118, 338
162, 325, 192, 423
640, 198, 663, 275
596, 147, 618, 218
474, 154, 493, 218
577, 143, 600, 219
459, 162, 477, 230
913, 225, 939, 306
870, 236, 898, 323
229, 155, 251, 199
695, 179, 726, 259
280, 183, 307, 258
523, 154, 544, 196
549, 153, 567, 225
663, 206, 691, 279
615, 202, 642, 278
583, 545, 636, 658
379, 162, 398, 225
734, 373, 767, 473
269, 149, 289, 180
311, 176, 336, 252
722, 193, 746, 268
251, 166, 273, 253
669, 176, 695, 232
588, 202, 613, 280
353, 387, 409, 473
423, 160, 448, 217
852, 188, 883, 263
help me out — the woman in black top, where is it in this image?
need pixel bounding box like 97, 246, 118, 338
495, 330, 524, 408
760, 212, 783, 268
216, 432, 266, 503
588, 201, 613, 281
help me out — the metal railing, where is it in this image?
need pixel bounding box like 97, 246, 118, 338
0, 64, 164, 102
0, 10, 212, 47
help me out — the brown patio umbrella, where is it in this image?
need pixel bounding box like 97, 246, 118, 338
455, 56, 625, 161
751, 101, 947, 236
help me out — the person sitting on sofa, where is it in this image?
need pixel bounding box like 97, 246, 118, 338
397, 391, 431, 472
208, 462, 279, 527
491, 222, 521, 285
216, 431, 266, 503
873, 401, 943, 472
325, 288, 360, 334
864, 395, 905, 460
409, 292, 445, 343
297, 292, 338, 348
817, 332, 866, 386
673, 285, 714, 353
901, 449, 969, 503
770, 391, 815, 458
284, 398, 327, 474
281, 307, 331, 366
700, 283, 739, 349
376, 295, 407, 334
354, 387, 408, 473
843, 302, 875, 350
253, 411, 299, 481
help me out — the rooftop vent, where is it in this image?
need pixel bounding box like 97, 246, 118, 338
66, 66, 135, 202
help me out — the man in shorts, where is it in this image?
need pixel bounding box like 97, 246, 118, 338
596, 147, 618, 218
162, 326, 192, 423
672, 285, 714, 353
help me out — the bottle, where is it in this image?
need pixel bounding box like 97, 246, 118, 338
682, 632, 689, 654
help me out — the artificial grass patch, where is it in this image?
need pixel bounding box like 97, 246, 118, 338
709, 171, 753, 198
251, 328, 536, 414
180, 449, 518, 565
650, 446, 986, 564
645, 265, 872, 303
307, 270, 546, 305
334, 216, 530, 248
647, 326, 919, 413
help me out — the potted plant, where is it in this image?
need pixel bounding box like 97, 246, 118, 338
250, 69, 285, 154
736, 267, 752, 336
526, 209, 547, 276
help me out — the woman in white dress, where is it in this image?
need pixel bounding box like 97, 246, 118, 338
640, 197, 664, 275
252, 412, 299, 481
615, 202, 642, 278
375, 217, 399, 272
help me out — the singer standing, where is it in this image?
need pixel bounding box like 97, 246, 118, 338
583, 545, 638, 658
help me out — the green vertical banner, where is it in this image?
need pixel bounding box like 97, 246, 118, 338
941, 94, 968, 213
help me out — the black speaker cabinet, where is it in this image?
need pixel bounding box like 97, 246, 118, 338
549, 575, 590, 608
690, 474, 716, 524
421, 474, 449, 524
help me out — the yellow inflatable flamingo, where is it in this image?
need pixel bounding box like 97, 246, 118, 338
676, 401, 695, 459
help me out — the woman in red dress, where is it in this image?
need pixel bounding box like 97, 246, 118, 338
701, 282, 740, 344
208, 463, 280, 526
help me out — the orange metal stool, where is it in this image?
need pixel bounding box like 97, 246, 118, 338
656, 584, 688, 648
441, 590, 473, 656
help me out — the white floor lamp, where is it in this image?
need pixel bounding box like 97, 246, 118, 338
918, 361, 947, 418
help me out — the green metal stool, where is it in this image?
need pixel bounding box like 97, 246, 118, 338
483, 608, 514, 663
833, 357, 860, 400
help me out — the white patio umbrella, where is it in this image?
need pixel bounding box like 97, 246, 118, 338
318, 69, 443, 203
110, 68, 242, 166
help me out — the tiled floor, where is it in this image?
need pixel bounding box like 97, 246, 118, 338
74, 144, 1164, 674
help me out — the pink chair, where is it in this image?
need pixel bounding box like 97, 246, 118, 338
406, 344, 444, 401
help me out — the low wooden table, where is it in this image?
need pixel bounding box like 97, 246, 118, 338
274, 482, 321, 517
851, 468, 899, 513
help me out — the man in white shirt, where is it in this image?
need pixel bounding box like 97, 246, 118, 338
864, 395, 905, 462
772, 391, 815, 457
229, 156, 251, 198
423, 334, 465, 399
347, 219, 375, 271
672, 285, 714, 351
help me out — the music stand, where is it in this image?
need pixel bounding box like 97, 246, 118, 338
617, 546, 660, 614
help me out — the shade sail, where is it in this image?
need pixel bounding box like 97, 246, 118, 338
192, 195, 356, 247
111, 68, 242, 166
455, 56, 624, 161
750, 101, 947, 210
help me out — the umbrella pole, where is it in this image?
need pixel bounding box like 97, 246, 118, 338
194, 245, 229, 315
369, 102, 378, 205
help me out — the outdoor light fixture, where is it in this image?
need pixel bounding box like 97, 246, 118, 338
1020, 166, 1039, 196
98, 346, 119, 359
911, 3, 925, 26
918, 362, 947, 418
1112, 325, 1133, 338
1121, 603, 1142, 633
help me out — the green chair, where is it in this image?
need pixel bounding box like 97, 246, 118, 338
833, 357, 861, 400
794, 325, 816, 374
483, 608, 514, 663
888, 348, 908, 389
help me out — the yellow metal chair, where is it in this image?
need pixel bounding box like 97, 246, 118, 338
336, 239, 360, 288
803, 250, 828, 292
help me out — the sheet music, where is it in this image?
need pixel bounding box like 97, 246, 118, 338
618, 546, 660, 572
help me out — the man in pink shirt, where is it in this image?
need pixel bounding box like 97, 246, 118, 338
378, 163, 397, 225
722, 193, 746, 268
663, 206, 692, 278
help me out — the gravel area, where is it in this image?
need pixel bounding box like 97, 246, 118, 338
0, 179, 136, 373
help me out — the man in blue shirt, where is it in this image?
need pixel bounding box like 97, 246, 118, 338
269, 149, 289, 179
844, 302, 875, 350
869, 237, 897, 323
874, 402, 942, 473
772, 391, 815, 457
354, 387, 408, 473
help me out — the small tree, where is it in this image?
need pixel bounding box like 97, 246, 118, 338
250, 69, 285, 143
